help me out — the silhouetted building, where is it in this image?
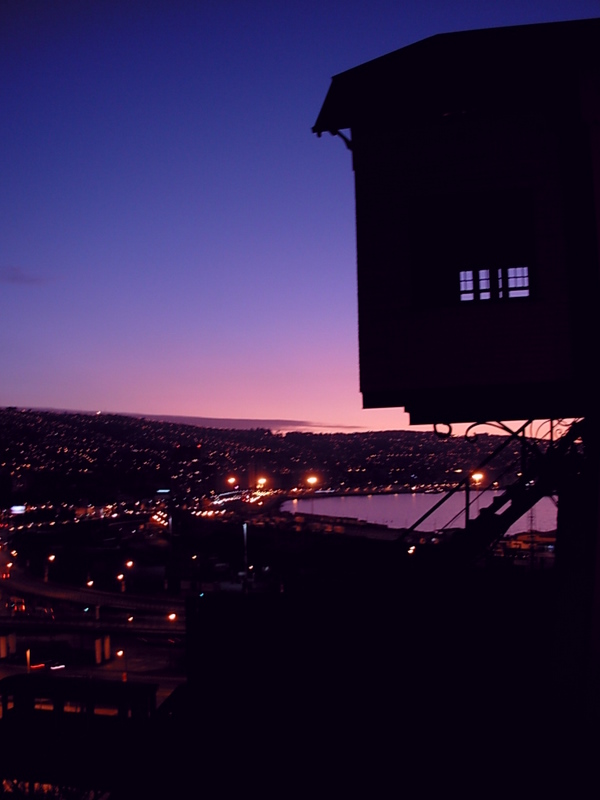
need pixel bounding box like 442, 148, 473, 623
0, 675, 158, 794
314, 19, 600, 424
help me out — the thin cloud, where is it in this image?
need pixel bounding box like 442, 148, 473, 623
118, 412, 364, 434
0, 266, 48, 285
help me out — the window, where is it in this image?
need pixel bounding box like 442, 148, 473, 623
459, 266, 529, 301
478, 269, 491, 300
459, 270, 474, 301
94, 705, 119, 716
505, 266, 529, 298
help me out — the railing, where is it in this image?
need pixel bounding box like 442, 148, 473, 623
409, 419, 533, 532
409, 418, 583, 557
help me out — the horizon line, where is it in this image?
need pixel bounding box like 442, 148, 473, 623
6, 406, 382, 434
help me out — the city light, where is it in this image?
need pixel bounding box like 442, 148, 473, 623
116, 649, 128, 681
471, 471, 484, 487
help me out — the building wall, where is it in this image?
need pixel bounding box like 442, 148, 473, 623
353, 76, 600, 423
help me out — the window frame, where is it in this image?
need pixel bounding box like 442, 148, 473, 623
459, 266, 530, 302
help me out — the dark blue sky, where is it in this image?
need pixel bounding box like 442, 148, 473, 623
2, 0, 598, 431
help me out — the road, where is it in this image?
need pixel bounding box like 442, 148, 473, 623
2, 564, 186, 614
0, 559, 188, 706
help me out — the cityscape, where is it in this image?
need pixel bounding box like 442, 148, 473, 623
0, 406, 567, 796
2, 2, 600, 795
0, 406, 529, 509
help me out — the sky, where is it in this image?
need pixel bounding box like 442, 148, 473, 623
1, 0, 599, 433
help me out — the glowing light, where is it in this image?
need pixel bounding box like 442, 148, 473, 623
307, 475, 318, 487
168, 613, 177, 621
471, 472, 484, 486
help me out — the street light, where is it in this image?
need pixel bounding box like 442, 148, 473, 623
116, 649, 128, 682
471, 471, 484, 488
307, 475, 318, 515
466, 471, 485, 525
44, 554, 55, 583
472, 471, 484, 515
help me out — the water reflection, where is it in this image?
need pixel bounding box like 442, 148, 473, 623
283, 491, 557, 534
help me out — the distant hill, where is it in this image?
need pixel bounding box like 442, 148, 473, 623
0, 406, 529, 506
120, 412, 342, 433
30, 408, 359, 433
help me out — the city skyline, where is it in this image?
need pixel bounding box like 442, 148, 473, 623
2, 0, 598, 433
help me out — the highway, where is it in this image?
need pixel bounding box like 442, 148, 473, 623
3, 565, 185, 611
0, 560, 188, 705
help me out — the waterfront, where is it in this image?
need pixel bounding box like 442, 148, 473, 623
283, 490, 558, 534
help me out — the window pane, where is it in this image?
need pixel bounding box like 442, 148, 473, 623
459, 270, 473, 291
507, 266, 529, 296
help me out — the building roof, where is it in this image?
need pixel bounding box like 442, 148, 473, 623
313, 18, 600, 135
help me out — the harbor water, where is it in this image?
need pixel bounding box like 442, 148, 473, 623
282, 490, 557, 535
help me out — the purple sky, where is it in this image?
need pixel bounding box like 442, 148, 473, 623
1, 0, 598, 432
